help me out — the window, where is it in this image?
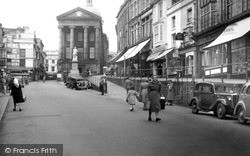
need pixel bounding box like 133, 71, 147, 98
172, 34, 176, 47
160, 25, 163, 41
20, 59, 25, 67
231, 38, 246, 74
46, 60, 48, 64
141, 15, 151, 39
142, 0, 145, 10
52, 66, 55, 72
89, 47, 95, 59
154, 25, 159, 43
20, 49, 26, 57
159, 2, 163, 19
90, 32, 95, 42
172, 0, 181, 5
52, 60, 55, 64
66, 47, 70, 59
226, 0, 233, 19
66, 33, 70, 42
78, 33, 83, 42
172, 16, 176, 29
131, 3, 134, 18
187, 8, 192, 23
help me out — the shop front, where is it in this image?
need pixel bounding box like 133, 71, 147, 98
202, 16, 250, 79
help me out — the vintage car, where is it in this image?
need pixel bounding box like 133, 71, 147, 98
189, 81, 242, 119
65, 76, 92, 90
234, 82, 250, 124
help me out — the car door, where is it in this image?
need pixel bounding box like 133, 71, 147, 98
200, 84, 215, 110
244, 85, 250, 117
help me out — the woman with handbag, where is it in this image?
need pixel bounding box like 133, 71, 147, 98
147, 76, 161, 122
10, 78, 26, 111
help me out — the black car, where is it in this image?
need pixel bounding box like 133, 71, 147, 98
189, 82, 242, 119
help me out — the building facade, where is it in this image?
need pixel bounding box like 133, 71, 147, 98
57, 0, 107, 80
45, 50, 59, 74
114, 0, 154, 77
3, 26, 45, 81
194, 0, 250, 79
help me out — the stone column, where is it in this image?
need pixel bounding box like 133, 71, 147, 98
69, 26, 75, 60
58, 26, 63, 59
95, 26, 100, 60
83, 26, 88, 60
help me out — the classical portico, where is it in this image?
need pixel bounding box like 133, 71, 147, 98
57, 1, 104, 79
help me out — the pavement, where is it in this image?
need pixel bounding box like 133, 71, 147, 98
0, 92, 10, 123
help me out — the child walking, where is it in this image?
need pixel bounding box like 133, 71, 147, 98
126, 86, 139, 111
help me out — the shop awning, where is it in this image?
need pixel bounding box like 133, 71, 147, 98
152, 48, 174, 61
204, 16, 250, 49
126, 39, 150, 60
116, 46, 137, 62
108, 52, 124, 64
146, 51, 161, 61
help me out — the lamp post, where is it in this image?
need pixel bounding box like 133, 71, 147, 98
123, 56, 126, 78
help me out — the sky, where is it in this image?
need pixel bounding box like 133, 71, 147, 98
0, 0, 124, 52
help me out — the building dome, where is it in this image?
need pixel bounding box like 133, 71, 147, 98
85, 0, 101, 17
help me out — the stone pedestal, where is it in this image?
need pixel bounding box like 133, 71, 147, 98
69, 61, 80, 77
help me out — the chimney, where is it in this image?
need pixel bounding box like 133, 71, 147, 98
86, 0, 93, 7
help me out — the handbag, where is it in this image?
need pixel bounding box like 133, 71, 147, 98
143, 99, 150, 111
137, 93, 142, 102
160, 95, 166, 110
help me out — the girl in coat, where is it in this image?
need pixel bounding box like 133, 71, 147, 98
126, 86, 139, 111
148, 75, 161, 122
10, 78, 26, 111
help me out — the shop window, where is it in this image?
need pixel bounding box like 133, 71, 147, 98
231, 38, 246, 74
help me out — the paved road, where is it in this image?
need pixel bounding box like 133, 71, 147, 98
0, 81, 250, 156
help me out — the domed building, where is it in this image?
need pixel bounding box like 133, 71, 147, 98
57, 0, 108, 80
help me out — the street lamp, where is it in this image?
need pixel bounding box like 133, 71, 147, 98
123, 56, 126, 78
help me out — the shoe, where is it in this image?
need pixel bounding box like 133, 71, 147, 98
13, 109, 16, 111
148, 117, 152, 121
156, 118, 161, 122
130, 108, 133, 111
19, 109, 22, 111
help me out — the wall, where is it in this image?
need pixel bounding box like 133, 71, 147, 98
106, 77, 196, 107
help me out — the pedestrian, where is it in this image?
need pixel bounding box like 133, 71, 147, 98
139, 79, 149, 110
167, 80, 174, 106
99, 76, 106, 95
10, 78, 26, 111
124, 77, 134, 94
147, 75, 162, 122
126, 86, 139, 111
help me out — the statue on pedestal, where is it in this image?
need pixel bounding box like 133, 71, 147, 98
72, 47, 78, 62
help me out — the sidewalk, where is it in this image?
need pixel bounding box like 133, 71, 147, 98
0, 92, 10, 123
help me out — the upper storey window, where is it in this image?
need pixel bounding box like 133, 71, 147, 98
172, 0, 181, 6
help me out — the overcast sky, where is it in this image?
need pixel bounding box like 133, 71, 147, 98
0, 0, 123, 52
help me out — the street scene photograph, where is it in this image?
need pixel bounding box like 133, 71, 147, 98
0, 0, 250, 155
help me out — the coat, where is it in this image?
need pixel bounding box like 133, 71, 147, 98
148, 80, 161, 112
126, 90, 139, 105
10, 83, 25, 104
167, 83, 174, 101
139, 82, 148, 103
124, 79, 133, 91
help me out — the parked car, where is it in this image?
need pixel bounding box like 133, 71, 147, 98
189, 81, 242, 119
65, 76, 92, 90
234, 82, 250, 124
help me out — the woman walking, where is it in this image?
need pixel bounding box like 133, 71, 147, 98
139, 79, 149, 110
147, 75, 161, 122
10, 78, 26, 111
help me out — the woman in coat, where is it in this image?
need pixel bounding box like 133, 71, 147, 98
10, 78, 26, 111
139, 79, 149, 110
167, 80, 174, 105
147, 75, 161, 122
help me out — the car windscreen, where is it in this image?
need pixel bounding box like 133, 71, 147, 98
214, 85, 234, 93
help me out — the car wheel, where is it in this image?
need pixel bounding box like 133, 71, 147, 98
217, 103, 226, 119
213, 110, 217, 117
237, 107, 247, 124
191, 101, 199, 114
